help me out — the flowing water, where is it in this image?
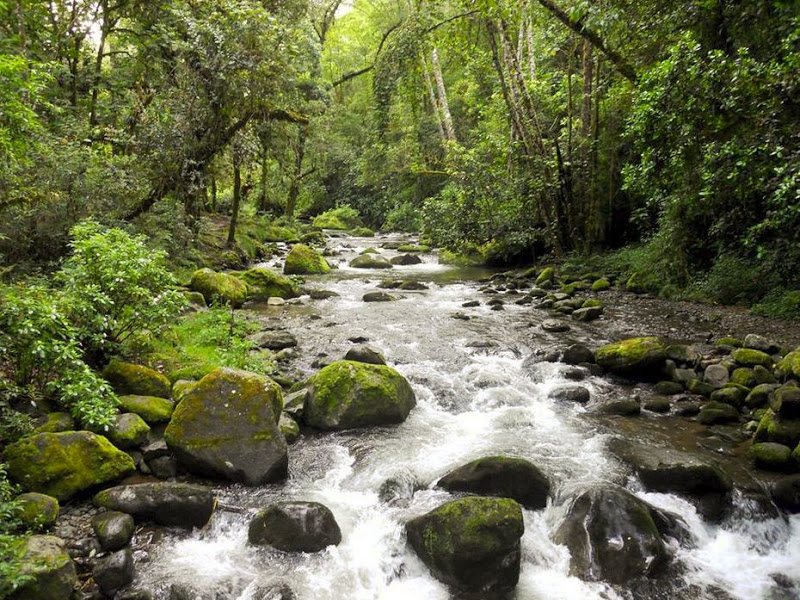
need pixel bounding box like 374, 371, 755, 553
133, 233, 800, 600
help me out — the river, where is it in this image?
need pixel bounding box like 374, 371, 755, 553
132, 233, 800, 600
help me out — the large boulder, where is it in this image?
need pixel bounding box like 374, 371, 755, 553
94, 483, 215, 528
93, 548, 134, 596
391, 254, 422, 266
248, 502, 342, 552
772, 475, 800, 512
284, 244, 330, 275
164, 368, 288, 485
5, 432, 134, 501
554, 486, 671, 584
304, 361, 416, 430
437, 456, 551, 510
406, 497, 524, 596
103, 361, 171, 398
755, 410, 800, 447
594, 337, 666, 376
349, 254, 393, 269
8, 535, 77, 600
237, 268, 299, 300
190, 268, 249, 308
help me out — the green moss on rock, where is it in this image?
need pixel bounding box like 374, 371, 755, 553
594, 337, 666, 375
5, 432, 135, 501
732, 348, 773, 368
405, 497, 524, 594
118, 395, 174, 424
284, 244, 330, 275
349, 254, 393, 269
592, 278, 611, 291
237, 268, 299, 300
167, 363, 218, 384
750, 442, 794, 471
730, 368, 756, 388
190, 268, 249, 308
350, 227, 375, 237
9, 535, 77, 600
103, 361, 170, 399
777, 350, 800, 379
304, 361, 416, 430
755, 409, 800, 447
262, 225, 300, 243
108, 413, 150, 450
33, 413, 75, 434
16, 493, 59, 530
535, 267, 555, 286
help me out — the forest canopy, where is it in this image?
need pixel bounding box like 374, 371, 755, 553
0, 0, 798, 307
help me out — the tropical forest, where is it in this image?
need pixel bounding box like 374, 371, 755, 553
1, 1, 800, 599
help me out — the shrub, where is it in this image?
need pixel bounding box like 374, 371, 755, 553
312, 206, 362, 230
752, 290, 800, 320
0, 463, 33, 598
383, 202, 422, 232
58, 220, 186, 357
0, 284, 118, 430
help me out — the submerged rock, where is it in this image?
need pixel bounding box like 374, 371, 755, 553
406, 496, 524, 597
94, 483, 215, 528
304, 361, 416, 430
248, 502, 342, 552
437, 456, 551, 510
9, 535, 77, 600
103, 360, 171, 398
190, 268, 249, 308
363, 291, 396, 302
165, 368, 287, 485
554, 486, 672, 585
5, 432, 134, 501
548, 384, 591, 404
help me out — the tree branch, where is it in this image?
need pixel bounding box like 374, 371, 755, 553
535, 0, 637, 82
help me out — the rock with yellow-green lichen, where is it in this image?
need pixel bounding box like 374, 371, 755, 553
755, 409, 800, 447
777, 350, 800, 380
107, 413, 150, 450
591, 278, 611, 291
304, 361, 416, 430
535, 267, 555, 286
594, 337, 666, 376
750, 442, 795, 471
279, 413, 300, 444
103, 361, 171, 399
16, 493, 59, 530
118, 395, 174, 424
164, 368, 287, 485
190, 268, 249, 308
263, 225, 300, 243
8, 535, 77, 600
405, 496, 524, 596
283, 244, 330, 275
236, 268, 299, 300
172, 380, 195, 404
732, 348, 774, 368
5, 432, 135, 501
350, 254, 393, 269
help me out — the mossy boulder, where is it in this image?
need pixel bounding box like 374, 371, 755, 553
776, 350, 800, 380
591, 278, 611, 292
8, 535, 77, 600
696, 401, 740, 425
755, 410, 800, 447
279, 413, 300, 444
119, 395, 174, 424
108, 413, 150, 450
746, 384, 779, 409
94, 483, 215, 528
406, 497, 524, 596
437, 456, 551, 510
262, 225, 300, 243
709, 386, 747, 409
771, 385, 800, 418
732, 348, 773, 368
33, 413, 75, 434
167, 363, 218, 384
248, 502, 342, 552
283, 244, 329, 275
350, 254, 393, 269
554, 486, 670, 584
16, 493, 60, 530
237, 268, 299, 300
304, 361, 416, 430
190, 268, 249, 308
349, 227, 375, 237
5, 432, 135, 501
730, 368, 756, 388
172, 380, 196, 404
103, 361, 171, 399
596, 399, 641, 416
750, 443, 794, 471
164, 368, 287, 485
716, 337, 744, 349
594, 337, 666, 376
535, 267, 555, 286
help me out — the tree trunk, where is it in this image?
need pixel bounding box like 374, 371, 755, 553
430, 48, 456, 142
227, 145, 242, 248
421, 53, 446, 141
89, 0, 108, 127
286, 125, 307, 220
210, 169, 217, 213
